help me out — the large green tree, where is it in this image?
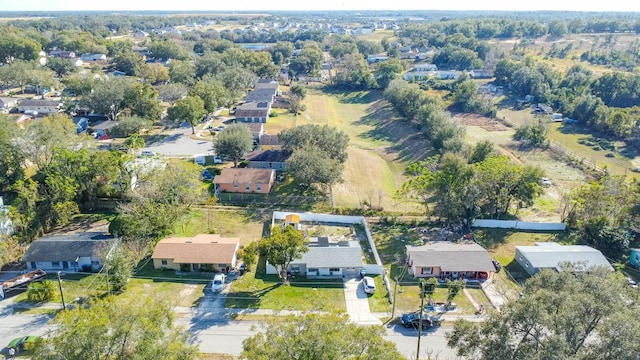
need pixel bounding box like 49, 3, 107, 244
448, 266, 640, 360
167, 96, 207, 134
34, 297, 197, 360
374, 58, 405, 89
279, 124, 349, 164
242, 312, 405, 360
257, 225, 308, 283
213, 124, 253, 167
0, 116, 25, 193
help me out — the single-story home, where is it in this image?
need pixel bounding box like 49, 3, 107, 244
80, 53, 107, 61
515, 242, 614, 275
245, 150, 290, 171
437, 70, 462, 80
406, 242, 495, 280
469, 69, 494, 79
266, 237, 364, 277
18, 99, 62, 115
259, 134, 284, 150
367, 54, 388, 63
151, 234, 239, 272
49, 50, 76, 59
22, 232, 115, 272
213, 168, 275, 194
255, 79, 279, 95
235, 101, 271, 123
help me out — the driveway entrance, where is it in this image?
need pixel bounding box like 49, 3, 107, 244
343, 278, 382, 325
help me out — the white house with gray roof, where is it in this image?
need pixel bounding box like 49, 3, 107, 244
23, 232, 115, 272
515, 242, 613, 275
266, 237, 364, 278
406, 241, 495, 280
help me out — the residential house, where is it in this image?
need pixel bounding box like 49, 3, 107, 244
18, 99, 62, 115
152, 234, 240, 272
213, 168, 276, 194
0, 97, 17, 113
515, 242, 614, 276
133, 30, 150, 38
235, 102, 271, 123
533, 103, 553, 114
22, 232, 115, 272
367, 54, 389, 63
259, 134, 284, 150
406, 242, 495, 280
241, 122, 264, 141
245, 150, 290, 171
255, 80, 280, 95
266, 237, 364, 277
414, 63, 438, 72
437, 70, 462, 80
245, 88, 277, 103
49, 50, 76, 59
80, 53, 107, 61
469, 69, 494, 79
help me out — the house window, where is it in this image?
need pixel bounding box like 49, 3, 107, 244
51, 261, 60, 267
290, 265, 300, 272
268, 162, 273, 168
421, 267, 432, 275
329, 268, 339, 272
233, 183, 239, 189
219, 264, 227, 268
308, 268, 318, 273
256, 183, 262, 191
161, 259, 168, 266
91, 260, 99, 266
245, 183, 251, 191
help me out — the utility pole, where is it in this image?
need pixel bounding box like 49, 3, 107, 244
416, 279, 426, 360
391, 276, 399, 318
56, 271, 66, 311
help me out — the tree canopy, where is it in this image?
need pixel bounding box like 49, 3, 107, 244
242, 312, 406, 360
213, 123, 254, 167
448, 266, 640, 360
256, 225, 307, 283
34, 297, 197, 360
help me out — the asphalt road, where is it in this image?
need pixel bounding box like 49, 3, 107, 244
142, 123, 214, 157
0, 296, 462, 360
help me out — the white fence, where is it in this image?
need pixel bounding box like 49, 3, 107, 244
472, 219, 566, 231
272, 211, 393, 301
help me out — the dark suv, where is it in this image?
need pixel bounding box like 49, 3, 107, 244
400, 312, 433, 329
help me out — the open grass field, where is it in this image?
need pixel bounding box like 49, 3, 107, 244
354, 29, 397, 42
498, 108, 640, 179
270, 87, 431, 212
173, 208, 268, 246
456, 111, 588, 222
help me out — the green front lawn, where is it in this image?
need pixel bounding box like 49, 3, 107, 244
227, 273, 346, 311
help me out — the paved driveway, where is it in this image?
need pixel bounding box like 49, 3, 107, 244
143, 124, 214, 157
343, 278, 382, 325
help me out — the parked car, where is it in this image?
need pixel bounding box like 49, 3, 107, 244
201, 169, 213, 181
213, 126, 225, 131
362, 276, 376, 294
541, 178, 552, 186
213, 155, 222, 164
140, 150, 156, 157
212, 273, 225, 293
7, 335, 40, 353
626, 277, 638, 288
400, 312, 433, 329
239, 263, 246, 275
492, 259, 502, 272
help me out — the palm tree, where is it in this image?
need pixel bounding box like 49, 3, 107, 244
125, 134, 145, 155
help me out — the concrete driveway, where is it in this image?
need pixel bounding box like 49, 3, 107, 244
343, 278, 382, 325
143, 123, 214, 157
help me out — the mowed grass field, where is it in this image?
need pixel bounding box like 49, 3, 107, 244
266, 87, 427, 212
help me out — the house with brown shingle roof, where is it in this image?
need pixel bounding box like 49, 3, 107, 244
406, 241, 495, 280
151, 234, 240, 272
235, 101, 271, 123
213, 168, 275, 194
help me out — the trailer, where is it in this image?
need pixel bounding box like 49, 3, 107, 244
0, 270, 47, 299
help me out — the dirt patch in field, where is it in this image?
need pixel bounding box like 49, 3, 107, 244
454, 113, 512, 132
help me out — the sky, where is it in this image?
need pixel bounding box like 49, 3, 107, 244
2, 0, 640, 13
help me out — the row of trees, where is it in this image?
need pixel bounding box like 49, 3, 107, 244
400, 149, 544, 222
384, 79, 466, 153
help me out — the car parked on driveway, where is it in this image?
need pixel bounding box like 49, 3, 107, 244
7, 335, 40, 353
362, 276, 376, 294
212, 273, 225, 293
400, 312, 433, 329
200, 169, 213, 181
